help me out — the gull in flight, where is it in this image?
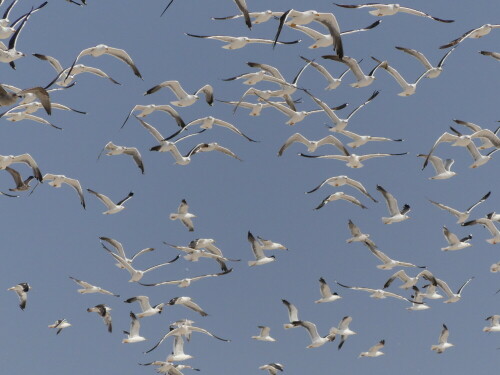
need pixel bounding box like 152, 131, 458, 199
334, 3, 454, 23
168, 296, 208, 316
315, 277, 341, 303
431, 324, 453, 353
8, 282, 30, 310
331, 316, 356, 349
372, 57, 428, 96
144, 80, 213, 107
465, 142, 499, 169
340, 129, 403, 149
170, 199, 196, 232
259, 363, 284, 375
216, 99, 293, 117
0, 84, 51, 115
453, 119, 500, 150
480, 50, 500, 61
187, 142, 242, 162
428, 191, 491, 224
121, 104, 185, 128
335, 281, 418, 303
299, 56, 350, 90
462, 213, 500, 244
359, 340, 385, 357
406, 286, 430, 311
87, 304, 112, 333
314, 192, 368, 210
139, 268, 232, 288
299, 149, 407, 168
42, 173, 85, 208
278, 133, 347, 156
48, 319, 71, 335
306, 175, 377, 202
100, 142, 144, 174
69, 276, 119, 297
0, 0, 21, 40
252, 326, 276, 342
248, 231, 276, 266
395, 46, 456, 78
435, 277, 474, 303
0, 153, 42, 181
86, 189, 134, 214
363, 240, 426, 270
1, 100, 85, 117
99, 236, 155, 269
213, 10, 284, 26
122, 312, 146, 343
377, 185, 410, 224
483, 316, 500, 332
3, 112, 62, 129
440, 24, 500, 49
167, 336, 194, 362
185, 33, 300, 50
4, 166, 34, 191
322, 54, 384, 88
124, 296, 164, 318
441, 226, 472, 251
163, 241, 232, 269
417, 154, 455, 180
139, 362, 198, 375
383, 269, 436, 290
291, 320, 337, 348
420, 283, 444, 300
0, 7, 30, 68
282, 299, 300, 329
346, 219, 370, 243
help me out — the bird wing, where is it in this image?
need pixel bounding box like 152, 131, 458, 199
87, 189, 115, 209
376, 185, 400, 216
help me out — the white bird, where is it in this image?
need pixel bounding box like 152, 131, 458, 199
122, 312, 146, 343
435, 277, 474, 303
255, 98, 334, 126
322, 54, 384, 88
144, 80, 213, 107
139, 362, 198, 375
1, 100, 85, 117
465, 142, 499, 169
315, 277, 341, 303
306, 175, 378, 202
163, 241, 231, 268
441, 226, 472, 251
340, 129, 403, 149
372, 57, 428, 96
256, 236, 287, 251
299, 56, 350, 90
167, 335, 194, 362
282, 299, 300, 329
291, 320, 336, 348
213, 10, 283, 25
3, 112, 62, 129
48, 319, 71, 335
346, 219, 370, 243
334, 3, 454, 23
139, 268, 232, 288
480, 50, 500, 61
124, 296, 164, 318
0, 84, 52, 115
42, 173, 85, 208
0, 9, 29, 66
383, 269, 436, 290
7, 282, 30, 310
395, 46, 455, 78
417, 154, 456, 180
216, 99, 291, 116
330, 316, 356, 349
259, 363, 284, 375
188, 142, 242, 162
431, 324, 453, 353
462, 213, 500, 244
453, 119, 500, 150
121, 104, 185, 128
359, 340, 385, 357
491, 262, 500, 273
186, 33, 300, 50
278, 133, 347, 156
300, 150, 407, 168
314, 192, 368, 210
87, 304, 113, 333
252, 326, 276, 342
377, 185, 410, 224
406, 286, 430, 311
170, 199, 196, 232
167, 296, 208, 316
87, 189, 133, 214
248, 231, 276, 266
69, 276, 119, 297
420, 283, 444, 300
428, 191, 490, 224
0, 0, 20, 39
363, 240, 426, 270
483, 315, 500, 332
0, 153, 42, 181
99, 236, 155, 270
101, 142, 144, 174
440, 24, 500, 49
335, 281, 418, 303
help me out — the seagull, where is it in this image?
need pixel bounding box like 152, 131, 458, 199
42, 173, 85, 208
87, 304, 113, 333
216, 99, 292, 116
330, 316, 356, 349
428, 191, 491, 224
282, 299, 300, 329
372, 57, 428, 96
334, 3, 454, 23
122, 312, 146, 343
278, 133, 347, 156
144, 80, 213, 107
252, 326, 276, 342
395, 46, 456, 78
248, 231, 276, 266
0, 153, 42, 181
314, 192, 368, 210
7, 282, 30, 310
340, 129, 403, 149
465, 142, 499, 168
406, 286, 430, 311
480, 50, 500, 61
168, 297, 208, 316
99, 237, 155, 269
163, 241, 231, 268
431, 324, 453, 353
453, 119, 500, 150
306, 175, 378, 202
291, 320, 336, 348
0, 6, 30, 68
66, 44, 142, 80
462, 213, 500, 244
383, 269, 436, 290
100, 142, 144, 174
4, 166, 34, 191
259, 363, 284, 375
346, 219, 370, 243
187, 142, 242, 162
299, 150, 407, 168
420, 283, 444, 300
69, 276, 119, 297
139, 268, 232, 288
435, 277, 474, 303
121, 104, 185, 128
124, 296, 164, 318
86, 189, 133, 214
0, 0, 20, 39
167, 335, 194, 362
139, 362, 198, 375
185, 33, 300, 50
170, 199, 196, 232
256, 236, 287, 251
0, 101, 85, 117
377, 185, 410, 224
0, 84, 51, 115
315, 277, 341, 303
299, 56, 350, 90
3, 112, 62, 129
483, 316, 500, 332
322, 54, 384, 88
48, 319, 71, 335
440, 24, 500, 49
417, 154, 456, 180
363, 240, 426, 270
491, 262, 500, 273
441, 226, 472, 251
212, 10, 284, 26
335, 281, 418, 303
359, 340, 385, 357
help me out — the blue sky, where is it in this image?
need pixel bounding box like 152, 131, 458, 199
1, 0, 500, 374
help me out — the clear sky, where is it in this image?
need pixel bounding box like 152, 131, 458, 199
1, 0, 500, 374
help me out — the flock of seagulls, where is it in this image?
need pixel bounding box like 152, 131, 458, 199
2, 1, 500, 375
